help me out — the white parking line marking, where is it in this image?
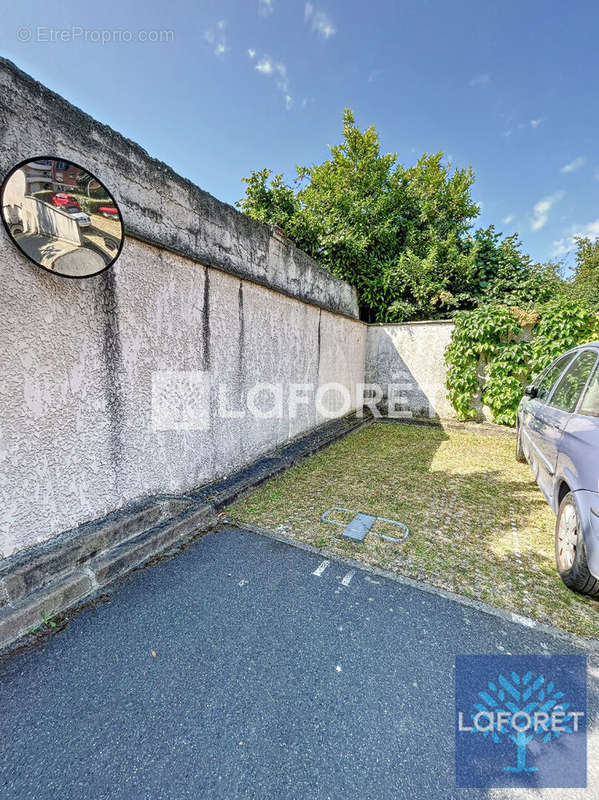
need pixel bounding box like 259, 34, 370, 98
341, 570, 355, 586
312, 560, 330, 577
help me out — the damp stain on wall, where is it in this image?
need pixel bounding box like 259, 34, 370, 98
202, 266, 210, 371
99, 268, 124, 490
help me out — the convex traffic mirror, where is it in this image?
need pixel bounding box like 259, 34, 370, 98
1, 157, 123, 278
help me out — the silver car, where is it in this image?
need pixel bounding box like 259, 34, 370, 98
62, 206, 92, 227
517, 342, 599, 596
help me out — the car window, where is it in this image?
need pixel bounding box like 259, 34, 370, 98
579, 358, 599, 416
535, 354, 575, 402
549, 351, 598, 412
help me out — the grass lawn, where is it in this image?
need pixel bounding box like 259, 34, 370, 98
228, 422, 599, 638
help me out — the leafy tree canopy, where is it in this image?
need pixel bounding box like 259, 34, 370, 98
568, 236, 599, 310
237, 109, 563, 321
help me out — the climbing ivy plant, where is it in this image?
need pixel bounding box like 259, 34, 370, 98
445, 301, 599, 426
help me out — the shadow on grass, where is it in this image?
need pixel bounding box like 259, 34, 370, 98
230, 421, 599, 637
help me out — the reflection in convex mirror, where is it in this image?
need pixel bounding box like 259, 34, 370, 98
1, 157, 123, 278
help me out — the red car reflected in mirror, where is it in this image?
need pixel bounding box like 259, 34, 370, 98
98, 205, 119, 219
1, 157, 123, 277
50, 193, 81, 210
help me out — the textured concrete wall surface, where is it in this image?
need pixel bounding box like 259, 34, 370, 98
21, 196, 81, 244
365, 322, 456, 420
0, 231, 367, 558
0, 58, 358, 319
0, 59, 366, 558
2, 167, 26, 225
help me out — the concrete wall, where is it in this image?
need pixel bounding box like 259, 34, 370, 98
2, 167, 26, 226
0, 237, 367, 559
0, 58, 465, 562
0, 59, 366, 559
3, 167, 82, 244
21, 195, 81, 244
365, 322, 456, 420
0, 58, 358, 319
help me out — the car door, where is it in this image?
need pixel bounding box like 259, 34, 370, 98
561, 350, 599, 495
523, 354, 576, 492
534, 350, 599, 502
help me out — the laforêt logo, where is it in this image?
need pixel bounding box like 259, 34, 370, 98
455, 655, 586, 788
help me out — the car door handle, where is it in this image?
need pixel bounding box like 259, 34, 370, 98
539, 418, 561, 431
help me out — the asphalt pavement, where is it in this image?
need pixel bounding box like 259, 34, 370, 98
1, 526, 597, 800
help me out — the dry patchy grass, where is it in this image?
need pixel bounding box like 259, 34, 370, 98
228, 422, 599, 638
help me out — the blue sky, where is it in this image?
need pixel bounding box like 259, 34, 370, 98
2, 0, 598, 266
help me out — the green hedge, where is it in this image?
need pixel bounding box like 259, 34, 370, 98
77, 197, 114, 214
31, 190, 113, 214
444, 301, 599, 426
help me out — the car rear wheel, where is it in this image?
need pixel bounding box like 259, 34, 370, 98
555, 493, 599, 596
516, 421, 526, 463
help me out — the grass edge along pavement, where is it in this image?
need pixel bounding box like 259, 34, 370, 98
228, 422, 599, 639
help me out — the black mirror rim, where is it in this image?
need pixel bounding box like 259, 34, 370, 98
524, 385, 538, 399
1, 155, 124, 279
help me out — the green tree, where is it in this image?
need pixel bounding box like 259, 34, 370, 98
238, 109, 480, 320
569, 236, 599, 310
237, 109, 562, 321
463, 227, 564, 307
238, 168, 299, 230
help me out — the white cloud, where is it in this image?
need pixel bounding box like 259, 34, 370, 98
304, 3, 336, 39
531, 191, 564, 231
469, 73, 490, 86
551, 238, 570, 257
503, 215, 514, 224
204, 20, 228, 56
519, 118, 543, 130
552, 219, 599, 256
275, 62, 289, 92
560, 156, 585, 174
248, 48, 256, 59
254, 54, 292, 109
582, 221, 599, 236
259, 0, 274, 14
256, 56, 273, 75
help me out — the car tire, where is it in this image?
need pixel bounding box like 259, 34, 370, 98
516, 422, 526, 463
555, 492, 599, 597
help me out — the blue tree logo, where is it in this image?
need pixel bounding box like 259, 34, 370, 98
462, 671, 581, 773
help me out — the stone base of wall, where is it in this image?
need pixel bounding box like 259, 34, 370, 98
0, 412, 367, 656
